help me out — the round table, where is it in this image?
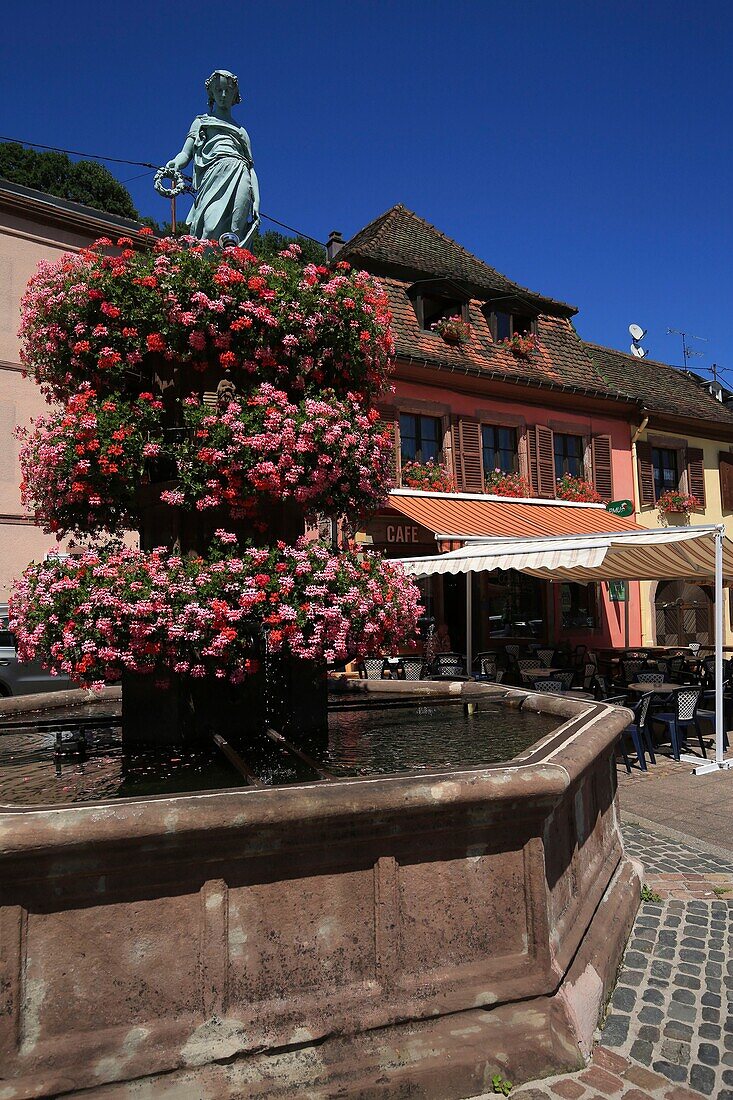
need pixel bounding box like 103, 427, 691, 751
520, 666, 561, 681
627, 682, 682, 695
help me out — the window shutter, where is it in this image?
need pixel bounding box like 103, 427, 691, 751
533, 425, 555, 498
720, 453, 733, 512
636, 441, 655, 507
591, 434, 614, 500
686, 448, 706, 510
455, 417, 484, 492
376, 409, 400, 487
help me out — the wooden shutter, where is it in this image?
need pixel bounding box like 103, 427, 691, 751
377, 409, 400, 487
720, 453, 733, 512
454, 417, 484, 492
686, 448, 706, 510
636, 441, 655, 507
591, 434, 614, 500
533, 425, 555, 498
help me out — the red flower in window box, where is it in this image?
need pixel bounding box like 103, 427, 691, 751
556, 474, 603, 503
485, 470, 531, 498
401, 459, 455, 493
501, 332, 539, 358
432, 315, 471, 346
656, 489, 701, 520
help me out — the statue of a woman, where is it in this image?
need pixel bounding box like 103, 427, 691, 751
164, 70, 260, 245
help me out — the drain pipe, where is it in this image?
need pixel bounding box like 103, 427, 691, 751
631, 412, 649, 445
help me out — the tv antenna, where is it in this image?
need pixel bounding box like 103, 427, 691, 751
666, 327, 707, 370
628, 323, 647, 358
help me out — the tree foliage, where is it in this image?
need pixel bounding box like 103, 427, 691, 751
0, 142, 139, 219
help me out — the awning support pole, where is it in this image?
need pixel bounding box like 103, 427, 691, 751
466, 573, 473, 677
690, 525, 732, 774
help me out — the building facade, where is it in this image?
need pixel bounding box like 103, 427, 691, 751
0, 181, 148, 599
334, 206, 646, 655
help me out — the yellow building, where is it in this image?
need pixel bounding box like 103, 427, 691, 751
586, 343, 733, 647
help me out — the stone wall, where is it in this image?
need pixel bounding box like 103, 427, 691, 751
0, 683, 640, 1098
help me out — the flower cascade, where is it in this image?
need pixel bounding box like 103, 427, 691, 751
18, 387, 164, 534
555, 474, 603, 503
485, 469, 531, 498
19, 236, 394, 402
400, 458, 455, 493
170, 385, 393, 520
9, 537, 422, 688
656, 489, 701, 520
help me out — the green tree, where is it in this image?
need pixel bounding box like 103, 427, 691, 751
251, 228, 326, 265
0, 142, 140, 219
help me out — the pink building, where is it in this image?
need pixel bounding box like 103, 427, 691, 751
0, 181, 149, 599
331, 206, 644, 655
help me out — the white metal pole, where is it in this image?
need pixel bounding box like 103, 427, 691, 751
715, 525, 724, 766
466, 572, 473, 677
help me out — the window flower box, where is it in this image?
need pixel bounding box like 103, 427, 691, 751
501, 332, 539, 358
556, 474, 603, 503
432, 315, 471, 346
656, 489, 701, 521
485, 469, 531, 498
401, 459, 455, 494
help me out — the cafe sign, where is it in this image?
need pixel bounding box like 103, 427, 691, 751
605, 499, 634, 518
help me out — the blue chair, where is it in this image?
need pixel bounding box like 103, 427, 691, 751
619, 692, 656, 773
650, 686, 706, 760
697, 679, 731, 751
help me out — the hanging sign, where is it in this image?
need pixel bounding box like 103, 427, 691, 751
605, 499, 634, 518
607, 580, 628, 602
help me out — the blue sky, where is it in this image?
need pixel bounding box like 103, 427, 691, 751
4, 0, 733, 376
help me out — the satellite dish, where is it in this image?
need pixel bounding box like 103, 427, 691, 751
629, 324, 647, 341
630, 344, 647, 358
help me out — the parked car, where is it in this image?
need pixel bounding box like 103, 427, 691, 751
0, 604, 73, 696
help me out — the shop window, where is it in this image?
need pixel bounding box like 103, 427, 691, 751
481, 425, 518, 475
483, 569, 546, 640
399, 413, 442, 465
554, 433, 584, 479
652, 447, 679, 500
561, 583, 598, 630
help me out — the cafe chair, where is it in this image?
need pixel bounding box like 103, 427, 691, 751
650, 686, 706, 761
534, 648, 556, 668
474, 652, 498, 681
399, 656, 427, 681
430, 652, 468, 680
358, 657, 388, 680
531, 679, 564, 693
619, 692, 656, 773
637, 671, 665, 685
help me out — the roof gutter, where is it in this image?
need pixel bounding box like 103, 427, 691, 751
631, 412, 649, 444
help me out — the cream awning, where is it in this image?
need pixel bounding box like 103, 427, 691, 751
398, 525, 733, 584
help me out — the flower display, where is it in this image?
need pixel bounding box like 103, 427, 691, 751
485, 469, 531, 498
172, 385, 393, 523
19, 237, 394, 402
18, 386, 164, 534
401, 458, 455, 493
656, 489, 701, 519
432, 315, 472, 345
555, 474, 603, 503
501, 332, 539, 358
9, 537, 422, 687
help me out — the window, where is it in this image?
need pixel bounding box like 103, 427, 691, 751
399, 413, 442, 464
652, 447, 679, 500
414, 294, 467, 332
486, 308, 535, 342
554, 433, 584, 479
482, 425, 518, 475
561, 583, 598, 630
484, 570, 546, 639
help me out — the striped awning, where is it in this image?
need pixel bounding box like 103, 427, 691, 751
398, 525, 733, 584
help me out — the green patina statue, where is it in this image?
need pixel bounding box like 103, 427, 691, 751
164, 70, 260, 245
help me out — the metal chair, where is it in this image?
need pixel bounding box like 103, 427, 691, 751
359, 657, 387, 680
399, 656, 426, 681
650, 686, 706, 760
430, 652, 467, 680
534, 648, 556, 669
619, 692, 656, 773
532, 679, 564, 693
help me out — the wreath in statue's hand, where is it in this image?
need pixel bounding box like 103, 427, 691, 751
153, 166, 187, 198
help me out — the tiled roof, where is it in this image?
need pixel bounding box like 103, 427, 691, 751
388, 490, 640, 538
382, 278, 626, 398
340, 205, 576, 316
584, 343, 733, 425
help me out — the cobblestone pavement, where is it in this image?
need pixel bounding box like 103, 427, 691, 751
506, 824, 733, 1099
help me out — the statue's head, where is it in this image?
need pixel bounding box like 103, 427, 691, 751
206, 70, 241, 111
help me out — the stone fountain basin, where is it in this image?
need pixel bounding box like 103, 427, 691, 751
0, 681, 640, 1099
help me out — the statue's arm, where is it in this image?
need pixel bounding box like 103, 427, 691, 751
166, 127, 197, 172
250, 167, 261, 220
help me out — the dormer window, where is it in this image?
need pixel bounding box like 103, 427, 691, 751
408, 282, 469, 333
485, 307, 536, 343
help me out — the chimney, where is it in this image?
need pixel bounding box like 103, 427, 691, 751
326, 229, 345, 262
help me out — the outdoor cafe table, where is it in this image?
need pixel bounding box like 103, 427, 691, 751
519, 666, 561, 681
627, 682, 682, 695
